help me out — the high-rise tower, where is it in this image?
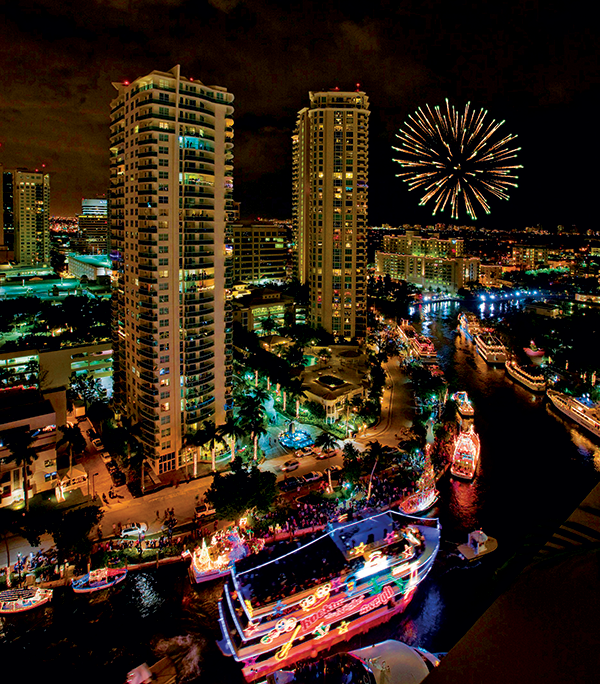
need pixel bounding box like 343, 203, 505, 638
1, 166, 50, 265
293, 90, 369, 340
109, 65, 234, 475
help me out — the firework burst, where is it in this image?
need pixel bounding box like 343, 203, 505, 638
392, 99, 522, 220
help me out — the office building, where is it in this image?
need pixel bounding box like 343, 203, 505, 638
0, 165, 50, 266
293, 90, 369, 340
231, 221, 288, 283
110, 65, 234, 475
78, 197, 109, 254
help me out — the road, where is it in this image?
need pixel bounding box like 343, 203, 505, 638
0, 356, 413, 567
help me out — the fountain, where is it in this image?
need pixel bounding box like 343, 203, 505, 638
279, 420, 314, 449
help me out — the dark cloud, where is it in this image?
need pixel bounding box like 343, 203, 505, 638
0, 0, 598, 227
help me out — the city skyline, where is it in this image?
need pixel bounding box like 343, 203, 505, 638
0, 1, 597, 229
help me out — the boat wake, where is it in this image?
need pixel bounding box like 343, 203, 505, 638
154, 634, 206, 681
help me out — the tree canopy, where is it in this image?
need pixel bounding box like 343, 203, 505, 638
205, 459, 277, 522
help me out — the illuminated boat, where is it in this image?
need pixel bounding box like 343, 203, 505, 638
0, 587, 53, 614
216, 510, 441, 682
452, 391, 475, 417
71, 567, 127, 593
188, 528, 252, 584
474, 333, 506, 364
505, 359, 547, 393
457, 312, 487, 341
273, 639, 440, 683
524, 341, 545, 358
398, 322, 437, 363
450, 428, 480, 480
547, 389, 600, 440
399, 444, 438, 516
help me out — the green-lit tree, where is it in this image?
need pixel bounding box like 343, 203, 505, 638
205, 458, 277, 524
217, 416, 246, 462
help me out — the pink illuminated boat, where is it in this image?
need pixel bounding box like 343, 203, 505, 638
216, 510, 440, 682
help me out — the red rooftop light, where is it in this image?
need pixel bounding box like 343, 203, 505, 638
124, 81, 130, 86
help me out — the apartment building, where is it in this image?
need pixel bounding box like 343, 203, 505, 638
109, 65, 234, 474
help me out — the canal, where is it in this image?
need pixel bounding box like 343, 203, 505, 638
1, 301, 598, 683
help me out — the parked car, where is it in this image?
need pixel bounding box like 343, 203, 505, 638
195, 503, 216, 519
278, 476, 301, 492
281, 459, 300, 472
106, 459, 119, 473
121, 522, 147, 538
92, 438, 103, 450
99, 451, 112, 464
111, 470, 126, 487
324, 465, 343, 481
302, 471, 323, 484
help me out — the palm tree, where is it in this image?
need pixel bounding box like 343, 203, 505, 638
237, 394, 268, 462
217, 417, 246, 462
58, 424, 86, 479
315, 431, 338, 453
261, 316, 278, 335
5, 428, 39, 512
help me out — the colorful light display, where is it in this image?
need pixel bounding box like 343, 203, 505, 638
392, 99, 522, 220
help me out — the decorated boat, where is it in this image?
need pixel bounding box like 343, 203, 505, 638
457, 312, 488, 341
0, 587, 53, 614
452, 391, 475, 417
399, 444, 438, 516
398, 321, 437, 363
524, 341, 545, 358
187, 528, 253, 584
71, 567, 128, 593
505, 359, 547, 393
451, 428, 480, 480
547, 389, 600, 440
216, 510, 441, 682
272, 639, 439, 684
474, 332, 506, 364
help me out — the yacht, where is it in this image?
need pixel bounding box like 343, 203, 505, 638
216, 511, 441, 682
452, 391, 475, 417
547, 389, 600, 440
451, 428, 481, 480
505, 359, 547, 393
474, 333, 507, 364
0, 587, 53, 614
457, 312, 487, 341
398, 321, 437, 362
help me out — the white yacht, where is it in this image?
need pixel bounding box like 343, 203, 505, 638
505, 359, 547, 393
474, 332, 507, 364
547, 389, 600, 440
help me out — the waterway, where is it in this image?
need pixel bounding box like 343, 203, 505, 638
2, 301, 599, 683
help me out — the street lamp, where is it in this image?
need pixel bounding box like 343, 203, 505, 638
17, 553, 22, 587
92, 472, 99, 500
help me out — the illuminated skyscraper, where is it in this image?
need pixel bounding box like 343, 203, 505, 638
0, 165, 50, 266
109, 65, 234, 475
78, 197, 108, 254
293, 90, 369, 340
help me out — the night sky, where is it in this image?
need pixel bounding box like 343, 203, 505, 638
0, 1, 598, 230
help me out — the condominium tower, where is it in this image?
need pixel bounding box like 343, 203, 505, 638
109, 65, 234, 475
293, 90, 369, 340
1, 165, 50, 265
